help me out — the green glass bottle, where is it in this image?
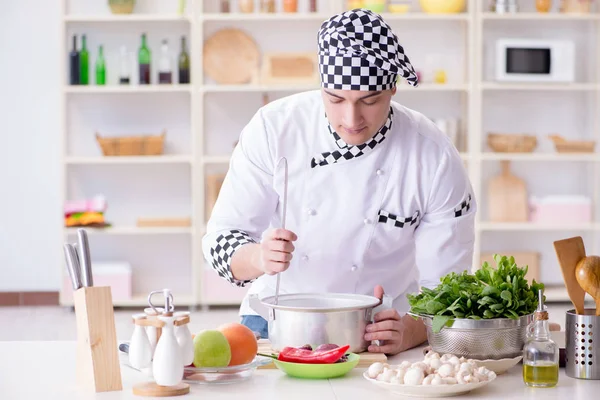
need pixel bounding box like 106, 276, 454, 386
95, 45, 106, 85
79, 34, 89, 85
138, 33, 151, 84
178, 36, 190, 84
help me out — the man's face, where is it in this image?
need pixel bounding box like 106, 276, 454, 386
321, 87, 396, 146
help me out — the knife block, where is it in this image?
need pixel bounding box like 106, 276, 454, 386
73, 286, 123, 392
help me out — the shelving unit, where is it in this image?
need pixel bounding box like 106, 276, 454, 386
59, 0, 600, 308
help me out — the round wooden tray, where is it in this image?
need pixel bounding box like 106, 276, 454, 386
203, 28, 260, 85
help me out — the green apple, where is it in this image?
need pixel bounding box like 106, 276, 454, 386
193, 329, 232, 368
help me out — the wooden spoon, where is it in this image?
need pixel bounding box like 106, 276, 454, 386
575, 256, 600, 316
553, 237, 587, 314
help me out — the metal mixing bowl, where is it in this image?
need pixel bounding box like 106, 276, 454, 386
414, 313, 534, 360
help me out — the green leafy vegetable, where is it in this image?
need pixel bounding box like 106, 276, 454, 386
407, 254, 545, 333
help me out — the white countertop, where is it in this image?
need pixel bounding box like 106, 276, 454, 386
2, 341, 599, 399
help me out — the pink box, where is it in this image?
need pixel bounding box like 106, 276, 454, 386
529, 196, 592, 224
202, 268, 250, 305
63, 262, 132, 303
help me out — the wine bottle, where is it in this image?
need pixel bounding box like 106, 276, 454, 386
158, 39, 172, 84
119, 46, 130, 84
178, 36, 190, 84
69, 35, 80, 85
138, 33, 151, 85
79, 34, 89, 85
95, 45, 106, 85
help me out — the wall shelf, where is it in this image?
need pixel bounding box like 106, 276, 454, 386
66, 156, 193, 165
64, 85, 193, 94
64, 14, 192, 23
64, 227, 194, 236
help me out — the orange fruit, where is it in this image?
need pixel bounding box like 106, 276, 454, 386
218, 323, 258, 366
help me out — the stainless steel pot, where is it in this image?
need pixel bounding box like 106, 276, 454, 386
249, 292, 386, 353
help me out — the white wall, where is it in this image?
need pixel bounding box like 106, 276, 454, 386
0, 0, 62, 291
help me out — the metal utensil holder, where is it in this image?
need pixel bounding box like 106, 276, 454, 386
566, 309, 599, 380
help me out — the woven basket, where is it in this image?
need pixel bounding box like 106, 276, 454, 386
487, 133, 537, 153
108, 0, 135, 14
96, 131, 165, 156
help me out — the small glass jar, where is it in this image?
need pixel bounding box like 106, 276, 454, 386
536, 0, 552, 12
260, 0, 276, 13
522, 290, 559, 388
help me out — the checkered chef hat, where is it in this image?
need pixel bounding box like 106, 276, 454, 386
317, 9, 419, 91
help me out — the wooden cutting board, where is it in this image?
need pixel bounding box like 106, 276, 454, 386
256, 340, 387, 369
488, 160, 528, 222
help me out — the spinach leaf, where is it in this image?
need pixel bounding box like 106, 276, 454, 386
407, 254, 545, 333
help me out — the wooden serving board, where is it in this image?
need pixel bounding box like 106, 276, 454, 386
256, 340, 386, 369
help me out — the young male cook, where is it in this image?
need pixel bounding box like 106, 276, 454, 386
202, 9, 476, 355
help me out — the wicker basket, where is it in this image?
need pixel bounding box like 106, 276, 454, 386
96, 131, 165, 156
487, 133, 538, 153
108, 0, 135, 14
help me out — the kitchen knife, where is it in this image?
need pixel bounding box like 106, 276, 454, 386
77, 229, 93, 287
63, 244, 82, 290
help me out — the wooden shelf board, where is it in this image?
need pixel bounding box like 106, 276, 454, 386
480, 153, 598, 161
478, 223, 599, 231
64, 227, 194, 235
64, 85, 193, 94
66, 156, 193, 165
64, 14, 191, 22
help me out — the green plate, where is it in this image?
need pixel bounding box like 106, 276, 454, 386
273, 353, 359, 379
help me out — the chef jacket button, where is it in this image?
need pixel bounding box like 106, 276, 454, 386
363, 218, 371, 225
301, 255, 309, 262
376, 169, 384, 176
351, 265, 358, 272
307, 208, 316, 216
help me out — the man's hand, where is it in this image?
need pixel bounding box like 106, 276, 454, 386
364, 285, 427, 355
252, 228, 297, 275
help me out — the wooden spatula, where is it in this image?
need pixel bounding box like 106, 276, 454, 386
575, 256, 600, 316
553, 237, 586, 314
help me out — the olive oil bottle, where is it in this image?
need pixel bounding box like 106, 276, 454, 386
523, 289, 559, 388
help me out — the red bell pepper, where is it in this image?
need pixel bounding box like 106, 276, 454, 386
277, 344, 350, 364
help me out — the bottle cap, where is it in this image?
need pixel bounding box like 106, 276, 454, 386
535, 289, 548, 321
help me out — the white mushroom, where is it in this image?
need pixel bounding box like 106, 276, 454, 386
399, 361, 412, 370
431, 374, 445, 385
422, 375, 434, 385
440, 353, 453, 362
403, 367, 425, 386
447, 356, 461, 366
411, 361, 429, 371
428, 357, 443, 371
367, 362, 384, 379
377, 368, 395, 383
456, 370, 469, 384
438, 363, 455, 378
443, 377, 458, 385
459, 362, 474, 375
389, 376, 401, 384
395, 368, 406, 383
425, 351, 440, 360
464, 374, 480, 384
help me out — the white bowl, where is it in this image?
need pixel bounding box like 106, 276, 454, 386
473, 356, 522, 375
363, 371, 496, 398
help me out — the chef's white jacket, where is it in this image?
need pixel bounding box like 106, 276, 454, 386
202, 90, 476, 317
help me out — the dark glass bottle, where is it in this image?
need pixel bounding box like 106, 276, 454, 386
178, 36, 190, 84
138, 33, 151, 84
79, 34, 89, 85
69, 35, 80, 85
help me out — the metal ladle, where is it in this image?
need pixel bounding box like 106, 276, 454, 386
274, 157, 288, 306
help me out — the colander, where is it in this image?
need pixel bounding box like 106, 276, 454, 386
411, 313, 534, 360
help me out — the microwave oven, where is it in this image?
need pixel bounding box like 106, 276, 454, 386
495, 38, 575, 82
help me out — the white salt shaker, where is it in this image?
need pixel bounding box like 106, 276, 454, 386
152, 290, 183, 387
174, 311, 194, 366
144, 306, 163, 355
129, 313, 153, 370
